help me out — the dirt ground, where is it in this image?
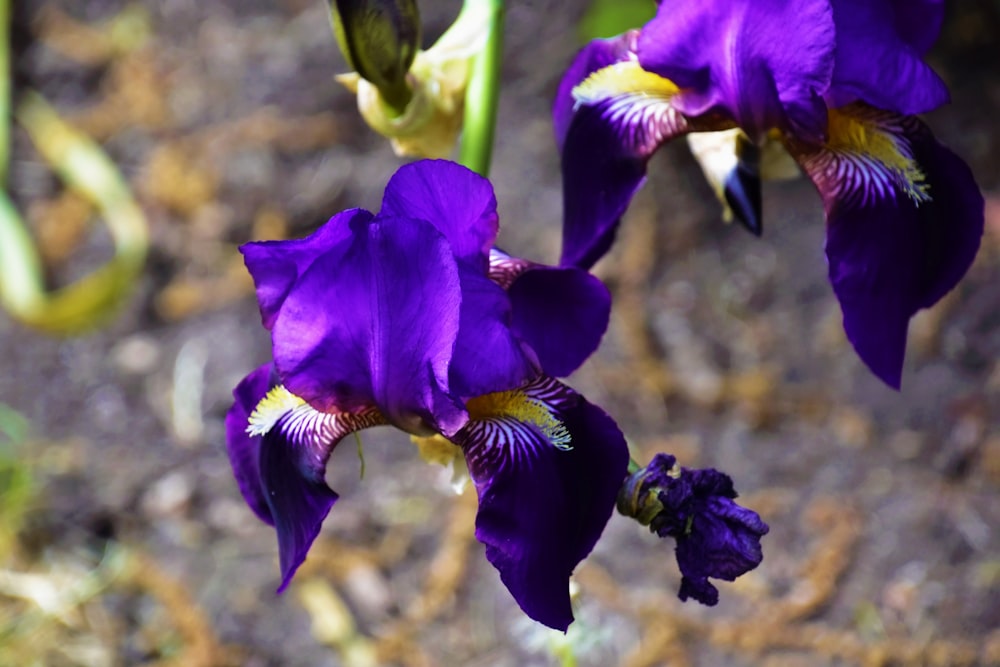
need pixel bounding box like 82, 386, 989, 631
1, 1, 998, 666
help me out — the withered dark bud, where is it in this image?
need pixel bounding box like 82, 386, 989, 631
329, 0, 421, 112
616, 453, 768, 606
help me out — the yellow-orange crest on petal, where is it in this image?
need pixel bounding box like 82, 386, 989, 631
247, 385, 304, 437
824, 107, 930, 204
573, 61, 680, 107
466, 389, 572, 451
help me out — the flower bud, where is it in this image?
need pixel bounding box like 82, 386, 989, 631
329, 0, 421, 112
336, 0, 490, 158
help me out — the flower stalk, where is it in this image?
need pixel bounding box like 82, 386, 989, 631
457, 0, 503, 177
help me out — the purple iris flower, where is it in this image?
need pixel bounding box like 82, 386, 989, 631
618, 453, 769, 605
554, 0, 984, 389
225, 159, 627, 631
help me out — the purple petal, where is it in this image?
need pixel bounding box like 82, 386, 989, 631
225, 364, 277, 525
487, 249, 611, 377
449, 268, 539, 397
507, 265, 611, 377
796, 110, 984, 388
553, 32, 637, 150
557, 38, 699, 270
827, 0, 949, 115
637, 0, 835, 140
380, 159, 499, 272
260, 402, 385, 591
449, 266, 539, 399
226, 367, 388, 592
272, 215, 467, 435
560, 105, 645, 268
259, 425, 339, 592
560, 80, 690, 268
455, 377, 629, 630
889, 0, 945, 54
241, 209, 373, 330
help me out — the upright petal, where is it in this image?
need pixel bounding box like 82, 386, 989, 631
889, 0, 945, 54
271, 215, 467, 435
488, 250, 611, 377
241, 209, 374, 329
454, 377, 629, 630
637, 0, 835, 140
790, 106, 984, 387
827, 0, 948, 115
448, 266, 539, 399
560, 61, 691, 268
380, 159, 498, 272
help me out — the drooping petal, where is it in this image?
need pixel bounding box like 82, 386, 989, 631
790, 106, 984, 387
240, 385, 386, 591
240, 209, 374, 330
560, 61, 690, 268
637, 0, 835, 141
380, 159, 498, 272
225, 364, 278, 525
454, 377, 629, 630
827, 0, 948, 115
271, 215, 467, 435
553, 32, 637, 150
449, 266, 539, 399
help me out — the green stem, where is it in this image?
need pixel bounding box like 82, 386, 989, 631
457, 0, 503, 177
627, 457, 642, 475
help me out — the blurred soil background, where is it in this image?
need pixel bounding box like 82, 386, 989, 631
1, 1, 999, 665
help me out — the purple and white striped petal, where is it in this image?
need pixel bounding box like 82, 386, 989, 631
789, 105, 984, 387
226, 364, 278, 525
453, 376, 628, 631
227, 379, 386, 591
560, 61, 692, 268
553, 32, 639, 150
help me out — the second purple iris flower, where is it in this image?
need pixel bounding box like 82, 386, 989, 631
225, 159, 628, 631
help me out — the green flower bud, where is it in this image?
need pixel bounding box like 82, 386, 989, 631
329, 0, 421, 113
337, 0, 490, 158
